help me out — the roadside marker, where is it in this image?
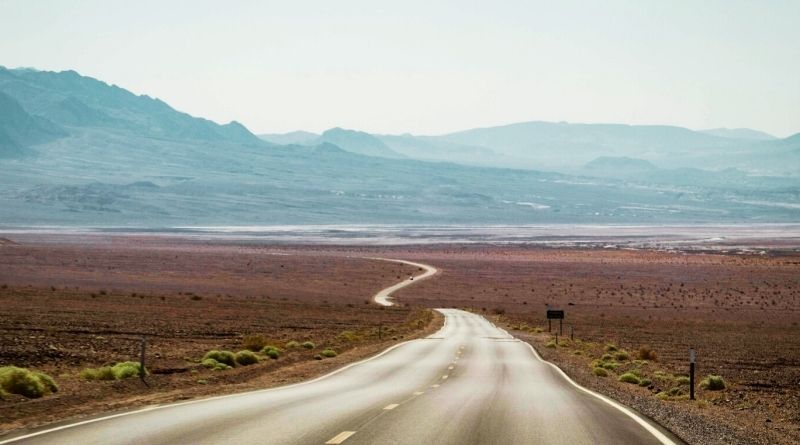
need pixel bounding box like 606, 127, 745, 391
325, 431, 356, 444
383, 404, 399, 410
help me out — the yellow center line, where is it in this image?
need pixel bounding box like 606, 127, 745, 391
325, 431, 356, 444
448, 366, 454, 370
413, 391, 424, 395
431, 384, 440, 388
383, 403, 399, 410
442, 375, 448, 379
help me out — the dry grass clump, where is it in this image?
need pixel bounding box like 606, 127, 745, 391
81, 362, 145, 381
0, 366, 58, 398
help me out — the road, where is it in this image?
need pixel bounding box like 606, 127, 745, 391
1, 261, 683, 445
370, 258, 438, 306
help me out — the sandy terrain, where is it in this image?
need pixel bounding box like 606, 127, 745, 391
1, 235, 798, 444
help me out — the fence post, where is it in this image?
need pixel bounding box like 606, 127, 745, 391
689, 348, 696, 400
140, 336, 149, 387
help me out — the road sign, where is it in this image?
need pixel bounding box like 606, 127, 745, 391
546, 309, 564, 319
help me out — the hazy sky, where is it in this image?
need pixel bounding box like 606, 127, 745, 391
1, 0, 799, 137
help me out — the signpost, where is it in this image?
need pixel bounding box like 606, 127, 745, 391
546, 308, 564, 335
689, 348, 696, 400
140, 336, 149, 387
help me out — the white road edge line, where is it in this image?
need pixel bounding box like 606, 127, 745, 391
0, 264, 446, 445
325, 430, 356, 444
494, 325, 679, 445
367, 258, 438, 306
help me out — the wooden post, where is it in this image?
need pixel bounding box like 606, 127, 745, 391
570, 326, 574, 341
548, 319, 552, 332
559, 319, 563, 336
689, 348, 696, 400
140, 336, 148, 387
555, 332, 558, 346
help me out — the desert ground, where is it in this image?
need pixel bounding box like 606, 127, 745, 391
1, 234, 798, 445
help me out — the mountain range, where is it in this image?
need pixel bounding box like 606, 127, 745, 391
1, 66, 798, 226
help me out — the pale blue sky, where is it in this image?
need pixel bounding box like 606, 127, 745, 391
1, 0, 798, 136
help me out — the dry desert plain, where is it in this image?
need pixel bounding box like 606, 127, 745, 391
0, 234, 798, 445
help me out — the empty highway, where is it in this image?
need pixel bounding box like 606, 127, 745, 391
1, 261, 683, 445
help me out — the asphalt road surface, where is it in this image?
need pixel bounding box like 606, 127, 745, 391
2, 262, 684, 445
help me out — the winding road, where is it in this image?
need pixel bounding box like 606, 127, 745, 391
1, 259, 683, 445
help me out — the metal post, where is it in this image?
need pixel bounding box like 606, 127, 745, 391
559, 319, 563, 336
548, 319, 551, 332
689, 348, 696, 400
140, 336, 148, 387
570, 326, 574, 341
555, 332, 558, 346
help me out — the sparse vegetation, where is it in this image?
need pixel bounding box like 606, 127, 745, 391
202, 350, 236, 367
636, 346, 658, 361
242, 334, 268, 352
614, 350, 630, 361
201, 358, 232, 371
592, 367, 609, 377
234, 350, 259, 366
604, 343, 618, 352
301, 341, 315, 349
81, 362, 146, 381
321, 349, 337, 358
285, 340, 300, 349
337, 330, 359, 342
618, 372, 641, 384
0, 366, 58, 398
700, 375, 726, 390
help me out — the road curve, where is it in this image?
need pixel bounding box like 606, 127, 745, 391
368, 258, 438, 306
0, 262, 684, 445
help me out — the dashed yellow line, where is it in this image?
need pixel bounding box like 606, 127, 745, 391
413, 391, 424, 396
442, 375, 448, 380
431, 384, 440, 388
383, 403, 399, 410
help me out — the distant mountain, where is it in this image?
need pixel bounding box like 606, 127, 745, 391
0, 67, 265, 147
0, 67, 798, 226
0, 91, 65, 157
315, 127, 404, 158
259, 130, 319, 146
701, 128, 776, 141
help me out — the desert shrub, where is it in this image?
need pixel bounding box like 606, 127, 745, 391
637, 346, 658, 361
261, 345, 282, 358
321, 349, 337, 358
313, 354, 323, 360
531, 327, 544, 333
592, 367, 609, 377
639, 378, 652, 387
675, 376, 690, 385
242, 335, 268, 352
201, 358, 231, 371
0, 366, 58, 398
545, 340, 557, 348
235, 350, 259, 366
203, 350, 236, 367
618, 372, 641, 385
614, 350, 630, 361
700, 375, 726, 390
337, 331, 359, 342
301, 341, 315, 349
627, 368, 643, 378
601, 353, 613, 361
81, 362, 145, 381
601, 361, 619, 370
112, 362, 144, 379
604, 343, 618, 352
573, 350, 583, 355
285, 341, 300, 349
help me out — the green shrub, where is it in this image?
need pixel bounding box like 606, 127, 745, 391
285, 341, 300, 349
313, 354, 323, 360
203, 350, 236, 367
614, 350, 630, 361
675, 376, 690, 385
639, 378, 652, 387
235, 350, 259, 366
112, 362, 144, 379
700, 375, 726, 391
261, 346, 282, 359
604, 343, 618, 352
618, 372, 641, 385
301, 341, 315, 349
242, 335, 268, 352
0, 366, 58, 398
81, 362, 145, 381
201, 358, 231, 371
545, 340, 557, 348
601, 361, 619, 370
592, 367, 609, 377
321, 349, 337, 358
337, 331, 359, 342
601, 353, 613, 361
